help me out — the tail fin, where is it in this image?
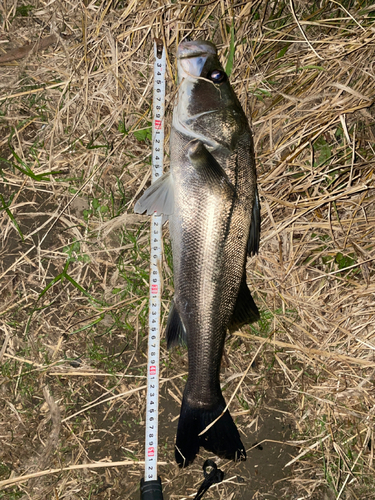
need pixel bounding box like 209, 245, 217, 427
175, 396, 246, 467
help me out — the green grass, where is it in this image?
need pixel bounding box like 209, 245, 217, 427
0, 490, 23, 500
86, 337, 125, 373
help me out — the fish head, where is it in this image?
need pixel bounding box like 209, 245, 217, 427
174, 40, 248, 152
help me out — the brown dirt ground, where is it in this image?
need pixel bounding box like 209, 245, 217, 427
1, 2, 375, 500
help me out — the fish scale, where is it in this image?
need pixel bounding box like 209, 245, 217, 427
134, 40, 260, 467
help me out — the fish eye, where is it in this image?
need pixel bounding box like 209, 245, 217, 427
208, 69, 227, 83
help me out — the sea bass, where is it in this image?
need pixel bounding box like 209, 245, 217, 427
135, 40, 260, 467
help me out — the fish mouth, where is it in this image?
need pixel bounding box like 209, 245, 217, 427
177, 40, 217, 60
174, 40, 221, 149
177, 41, 217, 79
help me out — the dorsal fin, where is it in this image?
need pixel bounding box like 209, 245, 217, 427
230, 272, 259, 330
248, 187, 260, 256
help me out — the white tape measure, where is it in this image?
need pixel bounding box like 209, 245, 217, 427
143, 38, 166, 484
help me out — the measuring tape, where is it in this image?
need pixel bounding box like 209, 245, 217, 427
141, 39, 166, 498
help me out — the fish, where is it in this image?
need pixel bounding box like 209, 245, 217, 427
134, 40, 260, 467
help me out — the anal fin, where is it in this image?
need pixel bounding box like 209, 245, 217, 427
165, 301, 187, 348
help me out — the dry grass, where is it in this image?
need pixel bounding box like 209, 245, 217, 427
1, 1, 375, 499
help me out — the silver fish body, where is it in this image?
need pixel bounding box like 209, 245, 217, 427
135, 40, 260, 467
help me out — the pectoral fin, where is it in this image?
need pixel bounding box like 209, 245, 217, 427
188, 140, 235, 194
134, 172, 174, 215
